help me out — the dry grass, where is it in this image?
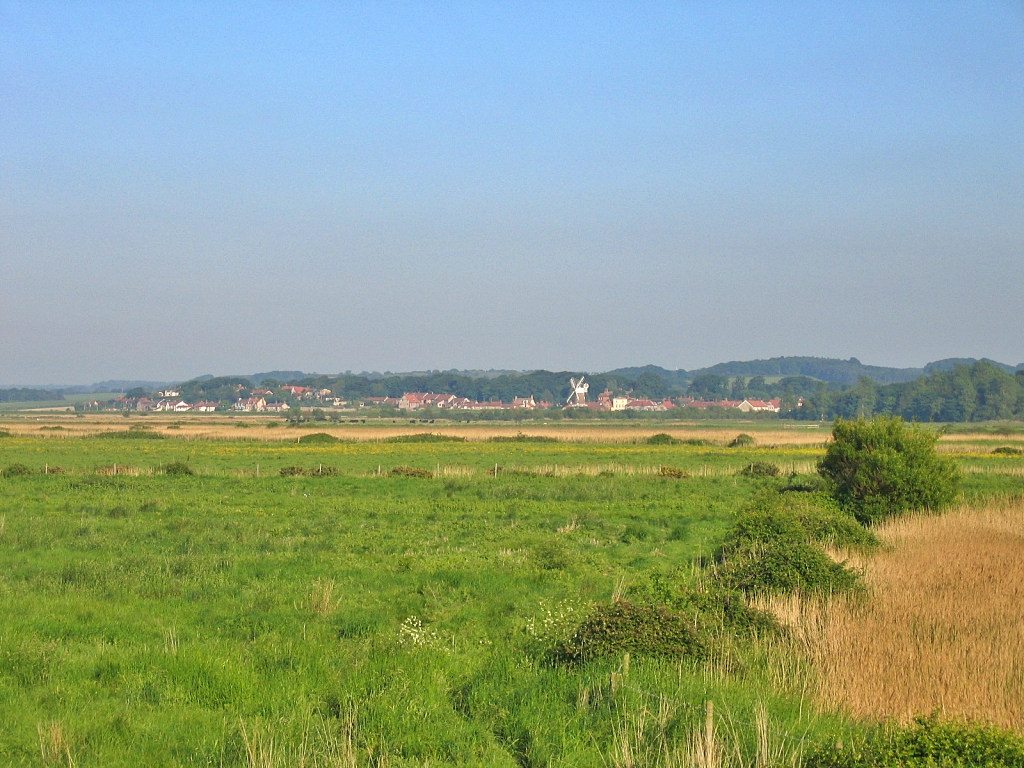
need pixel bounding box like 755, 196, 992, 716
767, 498, 1024, 730
606, 695, 801, 768
0, 415, 833, 445
38, 721, 76, 767
3, 414, 1023, 451
309, 579, 337, 616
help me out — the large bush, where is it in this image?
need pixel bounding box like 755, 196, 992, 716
819, 417, 960, 524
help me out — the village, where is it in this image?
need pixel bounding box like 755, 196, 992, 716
111, 378, 785, 414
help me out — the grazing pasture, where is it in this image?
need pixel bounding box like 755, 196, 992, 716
0, 423, 1021, 766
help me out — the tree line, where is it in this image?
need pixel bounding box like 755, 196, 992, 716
791, 361, 1024, 422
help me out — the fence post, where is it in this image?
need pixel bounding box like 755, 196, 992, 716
704, 700, 715, 767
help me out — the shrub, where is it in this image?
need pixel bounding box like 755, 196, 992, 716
298, 432, 339, 444
531, 540, 572, 570
551, 600, 706, 664
780, 474, 828, 493
646, 433, 680, 445
383, 433, 465, 443
739, 461, 780, 478
658, 465, 688, 478
389, 465, 433, 478
717, 537, 861, 595
489, 433, 558, 443
308, 464, 339, 476
819, 417, 960, 524
714, 489, 873, 595
1, 463, 33, 477
640, 573, 778, 636
806, 714, 1024, 768
731, 489, 878, 551
98, 428, 165, 440
992, 446, 1023, 455
728, 433, 755, 448
163, 462, 194, 476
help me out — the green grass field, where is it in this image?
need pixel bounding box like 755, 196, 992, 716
1, 434, 1021, 766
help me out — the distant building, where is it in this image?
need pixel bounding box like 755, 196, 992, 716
736, 398, 782, 413
233, 397, 266, 412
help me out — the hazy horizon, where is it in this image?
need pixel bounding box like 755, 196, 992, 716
3, 3, 1022, 383
5, 354, 1023, 391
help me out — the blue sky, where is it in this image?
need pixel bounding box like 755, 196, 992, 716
2, 2, 1022, 383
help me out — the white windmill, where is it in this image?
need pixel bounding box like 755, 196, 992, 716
567, 376, 589, 407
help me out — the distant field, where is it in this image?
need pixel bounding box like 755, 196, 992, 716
5, 413, 1024, 452
0, 393, 105, 412
0, 413, 837, 445
0, 432, 1021, 766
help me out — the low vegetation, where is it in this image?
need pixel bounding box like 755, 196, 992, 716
0, 418, 1019, 766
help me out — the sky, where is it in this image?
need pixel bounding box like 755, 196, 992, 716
2, 2, 1022, 385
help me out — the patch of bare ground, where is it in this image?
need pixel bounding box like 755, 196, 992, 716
762, 498, 1024, 729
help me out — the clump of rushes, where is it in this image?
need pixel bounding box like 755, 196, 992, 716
658, 466, 688, 478
389, 465, 433, 478
297, 432, 339, 444
279, 465, 341, 477
1, 463, 34, 477
739, 461, 780, 478
729, 433, 755, 448
383, 433, 465, 443
163, 462, 194, 476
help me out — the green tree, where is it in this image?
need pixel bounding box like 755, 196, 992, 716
687, 373, 729, 399
818, 416, 960, 524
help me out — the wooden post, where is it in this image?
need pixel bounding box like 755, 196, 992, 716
622, 652, 630, 676
610, 671, 621, 694
704, 700, 715, 767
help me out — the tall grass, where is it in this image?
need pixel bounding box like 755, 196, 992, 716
772, 498, 1024, 730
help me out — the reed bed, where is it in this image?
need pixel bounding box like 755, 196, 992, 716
1, 416, 833, 446
958, 463, 1024, 477
766, 498, 1024, 730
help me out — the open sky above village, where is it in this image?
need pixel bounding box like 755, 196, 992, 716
2, 3, 1023, 385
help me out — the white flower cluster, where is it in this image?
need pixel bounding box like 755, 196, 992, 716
397, 616, 439, 648
523, 598, 585, 646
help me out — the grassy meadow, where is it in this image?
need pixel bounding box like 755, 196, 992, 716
1, 420, 1022, 766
